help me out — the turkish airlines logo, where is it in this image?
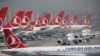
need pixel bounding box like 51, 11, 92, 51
42, 18, 48, 25
7, 34, 20, 48
35, 20, 39, 25
0, 17, 3, 28
22, 16, 29, 23
10, 16, 21, 27
21, 16, 29, 26
55, 16, 59, 23
35, 19, 41, 26
70, 19, 74, 24
53, 16, 61, 25
84, 19, 89, 25
62, 19, 66, 24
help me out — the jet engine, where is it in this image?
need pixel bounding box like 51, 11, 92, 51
57, 33, 83, 45
66, 33, 83, 44
81, 29, 91, 37
81, 29, 96, 39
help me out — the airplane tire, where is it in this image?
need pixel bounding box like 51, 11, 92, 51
87, 39, 89, 42
62, 41, 70, 45
79, 39, 83, 43
90, 37, 94, 39
57, 39, 62, 44
57, 40, 61, 44
90, 35, 95, 39
84, 39, 89, 43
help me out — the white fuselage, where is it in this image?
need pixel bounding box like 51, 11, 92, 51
23, 26, 47, 34
65, 25, 89, 30
41, 25, 62, 31
46, 25, 61, 30
2, 45, 100, 56
41, 25, 90, 31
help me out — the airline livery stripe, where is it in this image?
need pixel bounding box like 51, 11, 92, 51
65, 47, 100, 52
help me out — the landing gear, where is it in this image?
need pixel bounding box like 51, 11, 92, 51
79, 39, 83, 43
90, 35, 96, 39
57, 39, 70, 45
83, 39, 89, 43
62, 39, 70, 45
73, 40, 78, 44
57, 39, 62, 44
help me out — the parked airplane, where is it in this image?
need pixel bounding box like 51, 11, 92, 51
4, 11, 25, 29
65, 14, 92, 30
26, 16, 43, 33
59, 15, 78, 28
69, 15, 78, 25
57, 28, 100, 45
81, 14, 91, 25
43, 11, 65, 30
24, 13, 51, 34
1, 28, 100, 56
51, 11, 64, 25
45, 14, 91, 31
21, 11, 33, 28
0, 7, 8, 31
81, 29, 100, 40
60, 14, 69, 26
40, 13, 51, 26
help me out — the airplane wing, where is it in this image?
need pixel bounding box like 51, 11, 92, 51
41, 53, 86, 56
1, 50, 18, 55
86, 33, 100, 38
95, 33, 100, 35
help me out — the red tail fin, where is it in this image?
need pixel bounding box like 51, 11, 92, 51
61, 15, 69, 25
51, 11, 65, 25
41, 13, 51, 26
21, 11, 33, 27
81, 14, 91, 25
31, 21, 35, 26
3, 29, 27, 49
34, 17, 42, 27
57, 11, 64, 19
69, 15, 78, 25
0, 7, 8, 28
24, 26, 34, 31
24, 21, 35, 32
4, 11, 25, 28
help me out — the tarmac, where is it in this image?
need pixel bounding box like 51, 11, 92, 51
0, 30, 100, 56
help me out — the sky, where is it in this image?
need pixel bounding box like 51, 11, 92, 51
0, 0, 100, 13
0, 0, 100, 28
